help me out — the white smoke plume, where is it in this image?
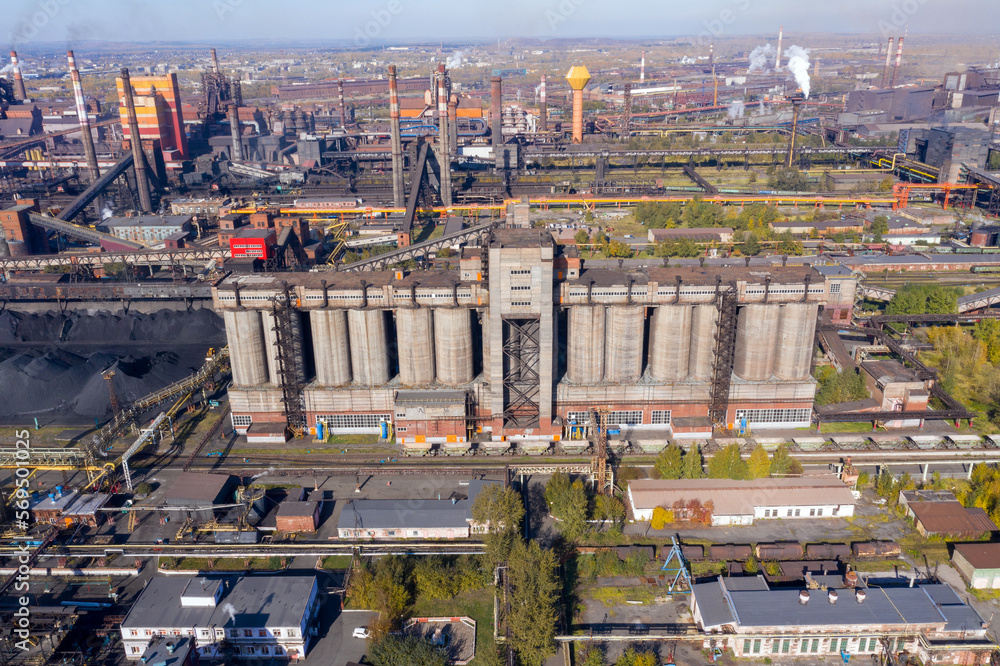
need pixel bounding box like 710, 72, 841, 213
446, 51, 464, 69
680, 56, 696, 65
0, 63, 13, 75
101, 206, 113, 220
785, 45, 811, 98
250, 466, 276, 481
222, 602, 237, 624
756, 98, 769, 115
748, 44, 775, 74
728, 100, 745, 119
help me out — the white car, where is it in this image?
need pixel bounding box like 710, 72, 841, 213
352, 627, 370, 639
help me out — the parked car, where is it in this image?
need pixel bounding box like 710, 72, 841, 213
352, 627, 370, 639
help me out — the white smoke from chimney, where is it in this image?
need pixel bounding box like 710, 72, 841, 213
728, 100, 745, 119
680, 56, 696, 65
446, 51, 464, 69
784, 45, 811, 98
222, 602, 237, 624
748, 44, 776, 74
0, 63, 13, 75
102, 206, 113, 220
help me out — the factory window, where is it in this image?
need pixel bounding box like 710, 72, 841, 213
794, 509, 800, 517
412, 531, 419, 536
810, 639, 819, 653
273, 630, 281, 637
232, 414, 253, 428
510, 269, 531, 275
131, 647, 141, 655
287, 629, 297, 637
868, 637, 878, 652
830, 283, 842, 294
781, 640, 790, 654
771, 639, 780, 654
607, 411, 643, 426
511, 301, 532, 307
316, 414, 391, 429
743, 639, 751, 654
651, 410, 671, 425
787, 509, 793, 517
200, 630, 210, 637
816, 508, 823, 516
734, 408, 810, 424
752, 639, 761, 654
840, 638, 849, 652
244, 629, 253, 637
828, 639, 838, 653
396, 427, 407, 432
809, 508, 816, 517
511, 285, 531, 291
896, 638, 906, 651
567, 412, 591, 424
262, 647, 270, 655
129, 630, 138, 636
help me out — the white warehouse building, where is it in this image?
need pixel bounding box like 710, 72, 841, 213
627, 477, 856, 526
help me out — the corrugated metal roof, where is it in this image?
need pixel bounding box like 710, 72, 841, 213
163, 472, 233, 505
953, 542, 1000, 570
628, 478, 855, 517
910, 501, 999, 535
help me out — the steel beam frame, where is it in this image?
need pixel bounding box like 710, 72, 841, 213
709, 280, 738, 430
501, 317, 541, 429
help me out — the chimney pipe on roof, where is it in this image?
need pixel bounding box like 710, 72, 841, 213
881, 37, 894, 88
120, 68, 153, 214
828, 589, 839, 605
388, 65, 404, 208
855, 588, 867, 604
490, 76, 502, 147
799, 590, 810, 605
891, 36, 905, 88
539, 74, 547, 132
10, 51, 27, 100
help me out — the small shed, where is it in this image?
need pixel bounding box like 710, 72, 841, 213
908, 501, 998, 539
163, 472, 235, 521
276, 500, 320, 533
31, 490, 110, 527
953, 543, 1000, 589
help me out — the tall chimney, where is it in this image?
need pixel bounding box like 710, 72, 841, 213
565, 65, 591, 144
881, 37, 894, 88
10, 51, 27, 100
437, 65, 451, 206
709, 43, 714, 67
490, 76, 502, 147
539, 74, 547, 132
338, 80, 346, 127
776, 25, 784, 69
120, 68, 153, 213
890, 36, 905, 88
448, 93, 458, 158
388, 65, 405, 208
228, 103, 243, 162
210, 48, 220, 74
68, 51, 101, 185
640, 51, 645, 83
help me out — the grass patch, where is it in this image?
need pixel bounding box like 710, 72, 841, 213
801, 422, 876, 434
409, 588, 496, 666
321, 555, 354, 570
690, 561, 726, 577
584, 586, 657, 607
160, 556, 285, 571
968, 588, 1000, 602
845, 558, 910, 573
898, 532, 950, 566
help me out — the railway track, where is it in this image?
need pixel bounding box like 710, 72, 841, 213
0, 540, 485, 558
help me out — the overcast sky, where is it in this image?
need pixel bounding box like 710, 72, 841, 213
5, 0, 998, 48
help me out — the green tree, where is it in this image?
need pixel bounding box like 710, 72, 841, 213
592, 494, 626, 523
544, 473, 589, 540
707, 443, 750, 480
770, 443, 803, 477
747, 443, 772, 479
507, 540, 559, 666
605, 239, 633, 258
412, 556, 457, 600
368, 634, 447, 666
653, 444, 684, 479
886, 284, 959, 317
579, 644, 606, 666
615, 646, 658, 666
471, 484, 524, 571
814, 366, 870, 406
741, 232, 761, 256
682, 444, 705, 479
973, 319, 1000, 364
870, 215, 889, 236
574, 229, 590, 246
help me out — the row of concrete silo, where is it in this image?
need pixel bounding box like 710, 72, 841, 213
564, 302, 817, 385
224, 308, 475, 388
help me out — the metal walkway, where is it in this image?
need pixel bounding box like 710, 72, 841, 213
958, 286, 1000, 313
28, 212, 143, 250
340, 220, 495, 272
57, 153, 134, 222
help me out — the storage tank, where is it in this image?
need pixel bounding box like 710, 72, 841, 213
604, 306, 644, 383
755, 542, 804, 560
773, 303, 818, 380
733, 304, 780, 381
566, 305, 605, 384
310, 309, 352, 386
434, 308, 474, 385
348, 309, 390, 385
224, 309, 269, 386
649, 305, 692, 381
396, 308, 435, 385
805, 543, 851, 560
688, 304, 719, 381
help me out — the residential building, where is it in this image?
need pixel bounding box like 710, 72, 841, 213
952, 543, 1000, 589
336, 479, 498, 539
692, 576, 991, 664
627, 477, 856, 526
121, 576, 319, 661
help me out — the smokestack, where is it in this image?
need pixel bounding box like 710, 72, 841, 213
640, 51, 645, 83
388, 65, 405, 208
448, 94, 458, 159
709, 43, 714, 67
881, 37, 894, 88
490, 76, 502, 147
565, 65, 591, 144
120, 68, 153, 213
786, 98, 801, 168
776, 25, 784, 69
891, 36, 905, 88
437, 64, 451, 207
228, 103, 243, 162
539, 74, 547, 132
338, 80, 346, 127
10, 51, 26, 100
210, 48, 220, 74
67, 51, 101, 185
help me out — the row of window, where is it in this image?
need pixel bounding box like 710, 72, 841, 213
510, 301, 532, 307
131, 644, 286, 656
762, 506, 839, 518
734, 408, 811, 424
566, 410, 645, 426
232, 414, 252, 428
742, 636, 905, 655
129, 627, 297, 639
510, 269, 532, 275
511, 285, 532, 291
316, 414, 391, 428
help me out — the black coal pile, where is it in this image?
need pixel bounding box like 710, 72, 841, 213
0, 309, 226, 423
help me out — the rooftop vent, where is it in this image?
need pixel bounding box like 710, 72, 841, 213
856, 588, 867, 604
828, 589, 839, 605
799, 590, 810, 606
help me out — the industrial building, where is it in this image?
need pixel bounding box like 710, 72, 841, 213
627, 478, 856, 526
100, 214, 193, 245
691, 576, 992, 664
952, 543, 1000, 589
214, 228, 824, 447
115, 72, 188, 160
120, 576, 319, 660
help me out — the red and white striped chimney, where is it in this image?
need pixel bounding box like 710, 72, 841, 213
891, 36, 905, 87
539, 74, 547, 132
776, 25, 784, 69
67, 50, 100, 182
10, 51, 26, 100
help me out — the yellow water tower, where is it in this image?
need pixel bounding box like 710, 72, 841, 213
565, 65, 591, 144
